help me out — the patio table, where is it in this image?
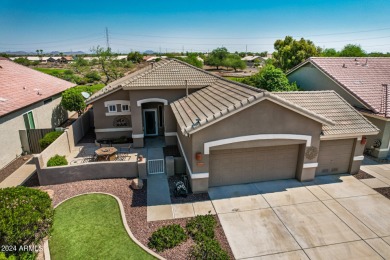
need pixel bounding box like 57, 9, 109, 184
95, 147, 117, 161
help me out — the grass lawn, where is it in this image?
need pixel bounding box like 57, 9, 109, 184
75, 84, 105, 94
34, 67, 68, 75
224, 76, 246, 82
50, 194, 155, 260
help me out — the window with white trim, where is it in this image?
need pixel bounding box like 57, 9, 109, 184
108, 105, 117, 112
122, 104, 129, 112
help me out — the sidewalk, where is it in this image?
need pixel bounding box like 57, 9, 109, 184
0, 159, 37, 188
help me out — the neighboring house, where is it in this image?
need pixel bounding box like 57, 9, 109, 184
241, 55, 268, 67
86, 59, 378, 193
287, 57, 390, 158
0, 58, 75, 169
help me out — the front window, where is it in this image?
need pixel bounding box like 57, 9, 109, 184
122, 104, 129, 112
108, 105, 116, 112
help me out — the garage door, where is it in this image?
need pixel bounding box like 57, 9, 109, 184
316, 139, 354, 176
209, 145, 299, 187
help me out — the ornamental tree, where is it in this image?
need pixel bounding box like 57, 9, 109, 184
61, 88, 86, 116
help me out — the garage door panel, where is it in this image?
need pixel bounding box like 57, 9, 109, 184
317, 139, 354, 176
209, 144, 299, 187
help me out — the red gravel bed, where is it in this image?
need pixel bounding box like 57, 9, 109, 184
38, 178, 234, 259
352, 170, 375, 180
374, 187, 390, 200
0, 155, 32, 182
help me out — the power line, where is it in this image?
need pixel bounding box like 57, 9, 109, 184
110, 27, 390, 40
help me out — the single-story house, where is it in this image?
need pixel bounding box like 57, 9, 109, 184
241, 55, 268, 67
0, 57, 75, 169
287, 57, 390, 158
86, 59, 378, 192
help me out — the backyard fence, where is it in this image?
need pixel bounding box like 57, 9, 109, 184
19, 128, 54, 154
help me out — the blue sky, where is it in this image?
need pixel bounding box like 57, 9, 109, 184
1, 0, 390, 53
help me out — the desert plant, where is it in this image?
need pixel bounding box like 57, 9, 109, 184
186, 214, 216, 242
0, 187, 53, 258
148, 224, 187, 252
47, 154, 68, 167
189, 237, 229, 260
39, 131, 63, 149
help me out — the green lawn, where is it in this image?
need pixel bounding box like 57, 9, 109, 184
50, 194, 155, 260
75, 84, 105, 94
35, 67, 68, 75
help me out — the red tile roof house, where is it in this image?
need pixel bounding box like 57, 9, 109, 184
287, 57, 390, 158
0, 58, 75, 169
86, 59, 378, 193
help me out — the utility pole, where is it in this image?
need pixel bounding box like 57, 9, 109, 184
105, 27, 110, 49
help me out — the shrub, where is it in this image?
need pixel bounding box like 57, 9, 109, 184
189, 237, 229, 260
148, 224, 187, 252
39, 131, 63, 149
186, 214, 216, 242
0, 187, 53, 257
61, 88, 86, 115
85, 71, 101, 83
47, 154, 68, 167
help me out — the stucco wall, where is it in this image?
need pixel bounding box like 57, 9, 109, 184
190, 100, 323, 174
40, 131, 71, 167
364, 115, 390, 158
36, 157, 138, 185
0, 94, 68, 169
288, 64, 368, 109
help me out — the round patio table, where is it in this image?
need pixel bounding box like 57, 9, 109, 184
95, 147, 117, 161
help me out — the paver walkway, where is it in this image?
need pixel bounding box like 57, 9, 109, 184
210, 175, 390, 259
0, 159, 36, 188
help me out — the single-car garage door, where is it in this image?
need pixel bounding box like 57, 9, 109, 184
316, 139, 354, 176
209, 144, 299, 187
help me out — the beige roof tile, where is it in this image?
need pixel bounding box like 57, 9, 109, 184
289, 57, 390, 117
275, 91, 379, 136
86, 59, 220, 103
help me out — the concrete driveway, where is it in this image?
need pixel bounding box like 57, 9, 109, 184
209, 174, 390, 259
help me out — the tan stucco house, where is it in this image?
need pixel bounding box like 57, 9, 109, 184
86, 59, 378, 192
287, 57, 390, 158
0, 58, 75, 169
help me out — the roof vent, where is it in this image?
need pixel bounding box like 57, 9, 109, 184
363, 58, 368, 67
192, 118, 200, 128
0, 97, 7, 102
342, 63, 347, 68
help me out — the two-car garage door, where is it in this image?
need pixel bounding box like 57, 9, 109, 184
209, 145, 299, 187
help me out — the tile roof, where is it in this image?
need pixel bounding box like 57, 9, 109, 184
0, 59, 76, 117
289, 57, 390, 117
275, 91, 379, 136
171, 80, 336, 136
86, 59, 220, 104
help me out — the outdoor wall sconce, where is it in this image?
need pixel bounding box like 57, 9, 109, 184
195, 152, 203, 161
361, 136, 367, 145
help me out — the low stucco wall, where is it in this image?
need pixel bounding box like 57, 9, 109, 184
40, 131, 71, 166
36, 156, 138, 186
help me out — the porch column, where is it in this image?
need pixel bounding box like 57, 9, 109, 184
130, 95, 144, 148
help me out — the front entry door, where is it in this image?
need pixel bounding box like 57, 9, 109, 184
143, 109, 158, 136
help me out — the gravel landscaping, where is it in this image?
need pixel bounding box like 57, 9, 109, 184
38, 178, 234, 259
374, 187, 390, 200
352, 170, 375, 180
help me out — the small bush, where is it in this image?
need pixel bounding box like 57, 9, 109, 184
189, 237, 229, 260
47, 154, 68, 167
0, 187, 53, 257
39, 131, 63, 149
148, 224, 187, 252
186, 214, 216, 242
85, 71, 101, 82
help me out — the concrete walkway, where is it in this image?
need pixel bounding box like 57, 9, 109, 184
210, 175, 390, 259
147, 174, 173, 221
0, 159, 36, 188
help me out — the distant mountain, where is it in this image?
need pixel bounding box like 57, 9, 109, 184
2, 50, 86, 56
143, 50, 155, 55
